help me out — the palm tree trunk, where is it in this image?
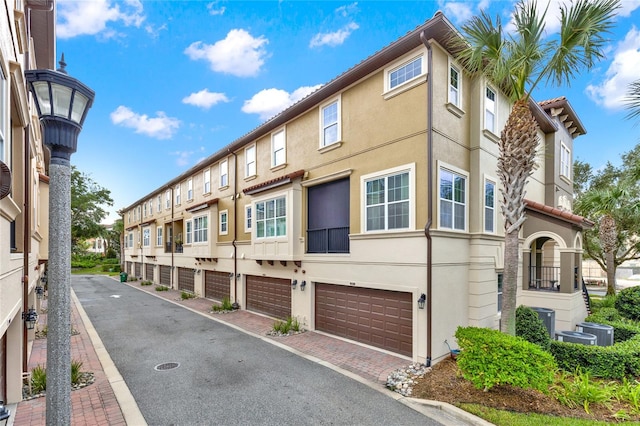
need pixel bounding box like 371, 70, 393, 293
501, 228, 520, 335
606, 250, 616, 296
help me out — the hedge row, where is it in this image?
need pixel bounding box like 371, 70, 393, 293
586, 308, 640, 343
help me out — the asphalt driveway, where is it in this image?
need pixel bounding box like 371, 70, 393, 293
72, 275, 444, 426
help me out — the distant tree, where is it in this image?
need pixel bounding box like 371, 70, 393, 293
71, 167, 113, 250
456, 0, 619, 335
574, 145, 640, 295
106, 218, 123, 259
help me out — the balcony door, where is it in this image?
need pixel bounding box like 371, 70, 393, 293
307, 178, 349, 253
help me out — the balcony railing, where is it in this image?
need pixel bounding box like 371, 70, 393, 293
529, 266, 560, 291
307, 227, 349, 253
165, 242, 183, 253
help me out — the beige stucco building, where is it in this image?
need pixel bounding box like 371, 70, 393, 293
0, 0, 52, 404
123, 12, 592, 364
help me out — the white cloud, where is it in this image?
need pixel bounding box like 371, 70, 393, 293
310, 22, 359, 48
585, 27, 640, 111
184, 29, 268, 77
242, 85, 322, 121
182, 89, 230, 109
207, 1, 226, 16
619, 0, 640, 17
335, 2, 358, 17
57, 0, 145, 39
439, 2, 474, 24
110, 106, 180, 139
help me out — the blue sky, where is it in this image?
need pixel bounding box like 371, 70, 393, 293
54, 0, 640, 223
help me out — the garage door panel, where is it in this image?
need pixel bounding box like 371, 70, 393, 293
177, 267, 194, 292
315, 283, 412, 356
205, 271, 230, 301
159, 265, 171, 286
246, 276, 291, 319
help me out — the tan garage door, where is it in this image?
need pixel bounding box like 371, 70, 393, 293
177, 267, 194, 293
205, 271, 230, 301
145, 264, 154, 282
315, 283, 412, 356
159, 265, 171, 286
134, 262, 142, 277
246, 275, 291, 319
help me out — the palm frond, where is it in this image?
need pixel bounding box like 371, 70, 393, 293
624, 79, 640, 121
546, 0, 619, 87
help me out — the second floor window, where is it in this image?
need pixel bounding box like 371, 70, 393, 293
245, 205, 252, 232
219, 211, 228, 235
157, 195, 161, 212
194, 215, 208, 243
560, 143, 571, 178
255, 196, 286, 238
143, 228, 150, 247
439, 168, 466, 231
364, 170, 410, 232
321, 98, 340, 147
245, 145, 256, 177
166, 191, 170, 209
143, 203, 147, 217
449, 66, 460, 107
220, 159, 228, 187
187, 179, 193, 201
157, 227, 163, 246
485, 87, 496, 133
272, 129, 286, 167
389, 56, 422, 90
128, 233, 133, 248
484, 179, 495, 233
175, 185, 181, 205
204, 169, 211, 193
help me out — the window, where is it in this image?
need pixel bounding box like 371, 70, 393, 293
175, 184, 181, 205
203, 169, 211, 194
320, 97, 340, 147
156, 227, 163, 246
255, 196, 286, 238
245, 145, 256, 177
186, 221, 192, 244
219, 210, 228, 235
128, 233, 133, 248
439, 167, 466, 231
560, 143, 571, 178
0, 67, 6, 163
484, 179, 495, 233
143, 203, 147, 218
485, 86, 496, 133
245, 205, 252, 232
128, 211, 131, 224
271, 129, 286, 167
157, 195, 161, 212
449, 65, 461, 107
389, 56, 422, 90
193, 215, 208, 243
219, 159, 228, 187
166, 191, 170, 209
149, 199, 153, 215
187, 178, 193, 201
497, 273, 503, 313
143, 228, 150, 247
365, 172, 410, 232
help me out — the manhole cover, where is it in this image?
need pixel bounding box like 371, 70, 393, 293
154, 362, 180, 371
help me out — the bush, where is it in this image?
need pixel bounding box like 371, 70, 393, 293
616, 286, 640, 321
31, 364, 47, 393
71, 360, 83, 385
591, 294, 617, 312
550, 340, 628, 379
516, 305, 551, 351
140, 280, 153, 286
455, 326, 557, 392
181, 291, 195, 300
102, 258, 120, 264
155, 286, 169, 292
272, 317, 301, 334
212, 296, 234, 312
101, 264, 121, 272
586, 309, 639, 343
71, 260, 96, 269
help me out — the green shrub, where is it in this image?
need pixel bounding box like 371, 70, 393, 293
71, 360, 83, 385
102, 258, 120, 264
616, 286, 640, 321
550, 340, 628, 379
591, 294, 617, 312
516, 305, 551, 351
181, 291, 195, 300
272, 317, 301, 334
31, 364, 47, 393
101, 264, 121, 272
212, 296, 234, 312
455, 326, 557, 392
127, 276, 138, 282
155, 285, 169, 291
585, 309, 640, 343
71, 260, 96, 269
552, 368, 615, 414
140, 280, 153, 286
615, 378, 640, 415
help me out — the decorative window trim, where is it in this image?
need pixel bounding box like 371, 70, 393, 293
360, 163, 415, 234
319, 95, 342, 149
483, 175, 497, 234
437, 161, 469, 233
271, 127, 286, 168
483, 129, 500, 144
253, 192, 288, 240
245, 144, 256, 179
219, 210, 228, 235
382, 49, 427, 100
448, 61, 462, 110
193, 214, 209, 243
156, 227, 163, 246
484, 85, 497, 134
245, 205, 252, 233
560, 142, 571, 180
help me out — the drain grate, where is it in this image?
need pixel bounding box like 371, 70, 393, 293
154, 362, 180, 371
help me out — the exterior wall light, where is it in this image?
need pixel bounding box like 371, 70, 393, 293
417, 293, 426, 309
300, 280, 307, 291
291, 279, 297, 289
22, 307, 38, 330
35, 286, 45, 299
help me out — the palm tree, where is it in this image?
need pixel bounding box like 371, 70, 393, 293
456, 0, 619, 335
626, 79, 640, 122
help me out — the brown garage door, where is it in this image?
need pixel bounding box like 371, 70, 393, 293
177, 267, 194, 292
246, 275, 291, 319
205, 271, 230, 301
145, 264, 154, 282
159, 265, 171, 286
126, 262, 132, 275
315, 283, 412, 356
134, 262, 142, 277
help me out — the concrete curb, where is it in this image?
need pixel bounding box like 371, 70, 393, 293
71, 288, 148, 426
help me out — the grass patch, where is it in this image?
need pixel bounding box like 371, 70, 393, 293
181, 291, 195, 300
71, 264, 120, 276
272, 316, 301, 334
155, 285, 169, 292
71, 360, 83, 385
212, 296, 234, 312
31, 365, 47, 393
458, 404, 614, 425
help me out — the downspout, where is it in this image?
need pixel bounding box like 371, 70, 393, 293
171, 187, 174, 289
420, 31, 433, 367
23, 0, 54, 373
229, 150, 239, 307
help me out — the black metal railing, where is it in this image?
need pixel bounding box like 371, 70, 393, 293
528, 266, 560, 291
165, 242, 183, 253
307, 227, 349, 253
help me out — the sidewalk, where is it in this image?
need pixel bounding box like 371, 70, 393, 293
14, 277, 478, 425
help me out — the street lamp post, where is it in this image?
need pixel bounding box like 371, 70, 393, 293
25, 55, 95, 426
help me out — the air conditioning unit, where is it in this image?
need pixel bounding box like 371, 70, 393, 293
576, 322, 614, 346
555, 330, 597, 345
530, 307, 555, 338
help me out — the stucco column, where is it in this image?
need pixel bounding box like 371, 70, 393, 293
560, 250, 575, 294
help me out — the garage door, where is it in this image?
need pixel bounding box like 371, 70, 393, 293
134, 262, 142, 277
145, 264, 154, 282
159, 265, 171, 286
246, 275, 291, 319
315, 283, 412, 356
177, 267, 194, 292
205, 271, 230, 300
